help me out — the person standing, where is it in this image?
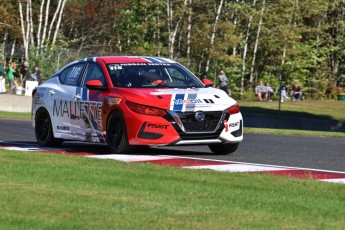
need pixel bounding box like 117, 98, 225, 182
218, 70, 231, 96
21, 60, 30, 89
0, 59, 6, 93
7, 62, 15, 94
32, 65, 41, 84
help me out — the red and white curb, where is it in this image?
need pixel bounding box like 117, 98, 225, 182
88, 154, 345, 184
1, 142, 345, 184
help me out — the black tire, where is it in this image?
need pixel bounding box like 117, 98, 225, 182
208, 142, 239, 155
106, 111, 134, 154
35, 108, 63, 147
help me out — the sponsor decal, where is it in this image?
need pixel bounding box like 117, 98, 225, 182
147, 123, 169, 129
203, 99, 214, 103
173, 98, 203, 105
151, 88, 199, 95
170, 93, 218, 112
229, 122, 239, 128
57, 126, 70, 131
53, 100, 102, 123
147, 63, 171, 66
172, 98, 214, 106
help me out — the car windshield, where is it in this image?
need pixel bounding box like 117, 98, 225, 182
107, 63, 204, 88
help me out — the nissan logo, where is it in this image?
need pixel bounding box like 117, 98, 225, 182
195, 111, 205, 121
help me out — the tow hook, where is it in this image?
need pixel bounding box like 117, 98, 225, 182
224, 120, 229, 132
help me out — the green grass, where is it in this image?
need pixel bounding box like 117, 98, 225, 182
238, 99, 345, 122
0, 150, 344, 229
245, 127, 345, 138
0, 111, 31, 120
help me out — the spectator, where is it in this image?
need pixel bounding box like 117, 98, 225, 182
12, 62, 20, 88
279, 86, 289, 102
6, 62, 16, 94
255, 81, 268, 101
218, 70, 231, 96
32, 65, 41, 84
21, 60, 30, 89
265, 82, 274, 102
290, 82, 302, 102
0, 59, 6, 93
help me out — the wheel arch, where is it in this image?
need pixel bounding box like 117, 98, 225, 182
105, 108, 127, 142
34, 106, 63, 147
34, 106, 56, 133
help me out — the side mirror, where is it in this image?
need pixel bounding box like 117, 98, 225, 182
85, 80, 107, 90
203, 79, 213, 87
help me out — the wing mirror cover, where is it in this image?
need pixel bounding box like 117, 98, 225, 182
203, 79, 213, 87
85, 80, 107, 90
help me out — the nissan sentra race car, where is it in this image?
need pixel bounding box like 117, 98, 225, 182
32, 56, 243, 154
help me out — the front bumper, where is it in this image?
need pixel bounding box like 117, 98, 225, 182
128, 109, 243, 146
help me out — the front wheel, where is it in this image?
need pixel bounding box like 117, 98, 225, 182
106, 111, 134, 154
35, 108, 63, 147
208, 142, 239, 155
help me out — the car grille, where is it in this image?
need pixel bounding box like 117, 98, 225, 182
177, 128, 223, 140
175, 111, 223, 133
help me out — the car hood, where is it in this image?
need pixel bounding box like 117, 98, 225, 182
116, 87, 237, 112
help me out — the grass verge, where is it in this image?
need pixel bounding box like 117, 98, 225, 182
238, 100, 345, 122
0, 111, 31, 120
244, 127, 345, 138
0, 150, 344, 229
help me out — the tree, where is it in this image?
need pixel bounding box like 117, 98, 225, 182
17, 0, 67, 59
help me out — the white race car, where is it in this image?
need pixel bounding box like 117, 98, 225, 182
32, 56, 243, 154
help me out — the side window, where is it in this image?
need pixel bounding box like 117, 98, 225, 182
82, 63, 106, 87
60, 63, 84, 86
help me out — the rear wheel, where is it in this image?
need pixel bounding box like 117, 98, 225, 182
208, 142, 239, 155
35, 108, 63, 147
106, 111, 134, 154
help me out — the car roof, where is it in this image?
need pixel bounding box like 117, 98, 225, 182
95, 56, 177, 64
52, 56, 178, 77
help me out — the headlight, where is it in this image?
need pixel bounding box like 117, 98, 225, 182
126, 101, 167, 116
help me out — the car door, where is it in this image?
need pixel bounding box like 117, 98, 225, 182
49, 63, 85, 140
72, 62, 107, 143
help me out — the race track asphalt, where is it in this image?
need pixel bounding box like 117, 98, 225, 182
1, 118, 344, 172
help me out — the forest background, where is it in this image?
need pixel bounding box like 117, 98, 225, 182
1, 0, 345, 99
